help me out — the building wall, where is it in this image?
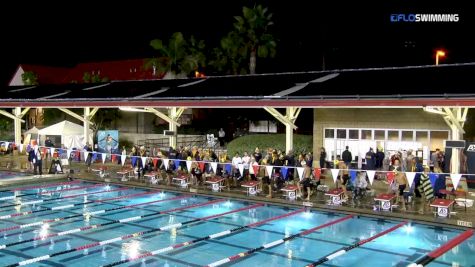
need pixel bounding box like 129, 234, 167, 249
313, 108, 449, 165
116, 111, 155, 133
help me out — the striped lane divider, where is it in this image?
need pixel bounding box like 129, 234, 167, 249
5, 198, 227, 267
0, 191, 183, 233
0, 180, 81, 193
305, 221, 408, 267
407, 229, 474, 267
101, 207, 307, 267
0, 183, 106, 209
0, 195, 194, 249
204, 214, 354, 267
0, 187, 132, 220
0, 183, 106, 201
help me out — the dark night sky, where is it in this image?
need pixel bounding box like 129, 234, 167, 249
1, 1, 473, 85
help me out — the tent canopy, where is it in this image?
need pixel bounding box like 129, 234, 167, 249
38, 120, 88, 136
24, 126, 40, 135
38, 120, 93, 149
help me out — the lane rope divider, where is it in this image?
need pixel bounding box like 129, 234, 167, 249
0, 195, 194, 249
0, 190, 169, 232
0, 180, 81, 193
0, 184, 107, 209
406, 229, 474, 267
305, 221, 408, 266
0, 183, 106, 202
5, 198, 227, 267
101, 208, 307, 267
0, 187, 139, 220
204, 214, 354, 267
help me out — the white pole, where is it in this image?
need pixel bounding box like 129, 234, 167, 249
285, 107, 293, 153
169, 107, 177, 149
84, 107, 90, 146
13, 107, 22, 147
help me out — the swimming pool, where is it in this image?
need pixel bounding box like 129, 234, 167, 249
0, 171, 31, 179
0, 180, 473, 267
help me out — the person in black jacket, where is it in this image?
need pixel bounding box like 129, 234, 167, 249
319, 147, 327, 169
45, 137, 54, 148
32, 146, 43, 175
84, 143, 93, 172
342, 146, 352, 167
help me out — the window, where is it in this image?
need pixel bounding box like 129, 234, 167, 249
388, 130, 399, 141
430, 131, 449, 151
361, 130, 372, 140
375, 130, 385, 140
337, 129, 347, 139
416, 131, 428, 147
402, 131, 414, 141
325, 129, 334, 138
349, 129, 359, 139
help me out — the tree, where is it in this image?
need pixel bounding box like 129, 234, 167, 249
83, 72, 109, 83
209, 5, 276, 75
146, 32, 206, 78
21, 71, 39, 85
43, 109, 65, 125
92, 109, 120, 131
209, 31, 248, 75
233, 5, 277, 74
91, 108, 121, 144
0, 115, 13, 140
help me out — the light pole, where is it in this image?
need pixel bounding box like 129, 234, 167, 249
435, 50, 446, 65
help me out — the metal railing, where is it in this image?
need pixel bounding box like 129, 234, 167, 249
136, 135, 208, 151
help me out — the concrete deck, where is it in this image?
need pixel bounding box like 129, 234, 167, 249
1, 153, 473, 229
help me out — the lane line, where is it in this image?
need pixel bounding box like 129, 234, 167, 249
204, 215, 354, 267
0, 190, 169, 233
0, 195, 193, 249
406, 229, 474, 267
0, 184, 107, 209
101, 208, 307, 267
306, 221, 408, 266
0, 181, 80, 193
0, 183, 105, 202
0, 187, 136, 220
5, 198, 227, 267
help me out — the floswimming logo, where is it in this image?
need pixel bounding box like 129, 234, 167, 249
390, 14, 459, 22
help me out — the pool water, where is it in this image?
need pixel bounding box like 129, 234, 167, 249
0, 181, 473, 267
0, 171, 31, 179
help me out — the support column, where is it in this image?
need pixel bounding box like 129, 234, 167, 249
13, 107, 22, 146
169, 107, 177, 149
435, 107, 468, 174
0, 109, 25, 148
263, 107, 300, 154
127, 107, 183, 149
450, 124, 460, 174
84, 107, 91, 145
285, 107, 294, 153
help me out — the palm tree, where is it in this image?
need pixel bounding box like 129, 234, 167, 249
209, 31, 247, 75
146, 32, 205, 79
233, 5, 276, 74
21, 71, 38, 85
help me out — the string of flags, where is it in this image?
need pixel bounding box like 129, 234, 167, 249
3, 141, 469, 190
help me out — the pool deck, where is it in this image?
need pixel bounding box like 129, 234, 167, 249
1, 153, 474, 229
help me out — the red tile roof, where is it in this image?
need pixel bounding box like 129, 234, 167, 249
61, 59, 157, 83
13, 59, 161, 85
16, 64, 72, 85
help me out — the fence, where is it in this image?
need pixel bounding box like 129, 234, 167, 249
136, 135, 208, 151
